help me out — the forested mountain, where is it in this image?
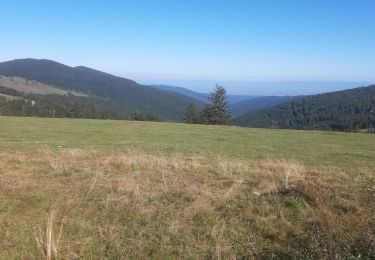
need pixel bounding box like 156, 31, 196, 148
233, 85, 375, 131
229, 96, 297, 117
0, 59, 203, 120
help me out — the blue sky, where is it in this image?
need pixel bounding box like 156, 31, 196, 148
0, 0, 374, 94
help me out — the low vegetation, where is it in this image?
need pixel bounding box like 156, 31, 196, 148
1, 149, 374, 259
0, 117, 374, 258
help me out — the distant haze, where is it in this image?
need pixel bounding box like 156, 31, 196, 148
138, 80, 371, 96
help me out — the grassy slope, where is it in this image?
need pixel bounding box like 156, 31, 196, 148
0, 116, 374, 169
0, 93, 24, 101
0, 116, 374, 258
0, 75, 87, 96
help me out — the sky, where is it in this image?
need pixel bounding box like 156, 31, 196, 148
0, 0, 374, 94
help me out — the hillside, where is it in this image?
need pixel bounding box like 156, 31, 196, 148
149, 84, 209, 102
0, 117, 374, 259
0, 75, 87, 96
0, 59, 203, 120
229, 95, 297, 117
0, 93, 23, 101
233, 85, 375, 131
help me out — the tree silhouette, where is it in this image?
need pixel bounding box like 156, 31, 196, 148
200, 85, 231, 125
183, 103, 200, 124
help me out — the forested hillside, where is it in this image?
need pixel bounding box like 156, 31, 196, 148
0, 88, 160, 121
233, 85, 375, 131
230, 95, 297, 117
0, 59, 203, 120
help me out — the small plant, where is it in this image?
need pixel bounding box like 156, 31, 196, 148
35, 211, 65, 260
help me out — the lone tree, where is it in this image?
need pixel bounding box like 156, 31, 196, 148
183, 103, 200, 124
200, 84, 230, 125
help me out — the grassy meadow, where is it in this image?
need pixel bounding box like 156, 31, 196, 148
0, 116, 374, 259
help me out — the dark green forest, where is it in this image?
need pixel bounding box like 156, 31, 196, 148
0, 89, 159, 121
233, 85, 375, 132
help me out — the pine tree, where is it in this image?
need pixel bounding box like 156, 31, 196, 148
200, 85, 230, 125
183, 103, 200, 124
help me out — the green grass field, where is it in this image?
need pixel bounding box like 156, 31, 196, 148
0, 116, 374, 259
1, 116, 374, 168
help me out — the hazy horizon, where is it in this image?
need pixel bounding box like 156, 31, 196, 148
0, 57, 371, 96
138, 79, 371, 96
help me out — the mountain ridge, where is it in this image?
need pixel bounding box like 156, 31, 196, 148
229, 95, 298, 117
0, 59, 204, 120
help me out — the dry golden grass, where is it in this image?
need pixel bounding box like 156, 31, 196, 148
0, 93, 24, 101
0, 148, 374, 259
0, 76, 87, 97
